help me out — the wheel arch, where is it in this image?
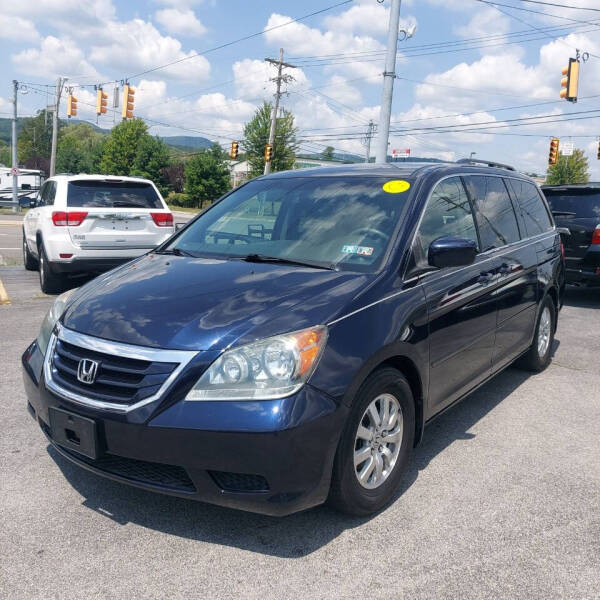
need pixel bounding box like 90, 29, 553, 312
343, 352, 426, 448
545, 285, 559, 332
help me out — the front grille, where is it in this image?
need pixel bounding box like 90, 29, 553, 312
209, 470, 269, 492
50, 338, 177, 406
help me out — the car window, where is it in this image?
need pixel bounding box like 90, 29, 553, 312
465, 176, 521, 250
67, 181, 163, 209
45, 181, 57, 206
415, 177, 479, 260
169, 176, 414, 273
508, 179, 553, 236
37, 182, 47, 206
543, 188, 600, 219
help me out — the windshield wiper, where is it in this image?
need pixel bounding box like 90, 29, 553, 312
551, 210, 577, 216
241, 253, 336, 271
155, 247, 197, 257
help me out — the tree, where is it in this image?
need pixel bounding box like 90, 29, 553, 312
243, 101, 298, 177
321, 146, 335, 161
99, 118, 149, 175
163, 161, 185, 193
130, 135, 171, 194
0, 141, 10, 166
18, 110, 54, 171
546, 148, 590, 185
184, 144, 231, 207
56, 123, 106, 174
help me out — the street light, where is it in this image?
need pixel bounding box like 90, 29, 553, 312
470, 152, 477, 161
398, 24, 417, 42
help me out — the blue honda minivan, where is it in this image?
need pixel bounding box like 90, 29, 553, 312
22, 161, 564, 516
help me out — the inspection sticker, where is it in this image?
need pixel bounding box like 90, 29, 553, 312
342, 245, 374, 256
382, 179, 411, 194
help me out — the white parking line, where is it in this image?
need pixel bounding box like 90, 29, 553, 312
0, 247, 19, 250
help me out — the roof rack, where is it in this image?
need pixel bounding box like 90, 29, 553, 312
456, 158, 516, 171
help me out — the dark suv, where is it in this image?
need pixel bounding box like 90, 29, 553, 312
22, 161, 563, 516
542, 183, 600, 287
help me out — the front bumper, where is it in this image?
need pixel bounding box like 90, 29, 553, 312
22, 341, 347, 516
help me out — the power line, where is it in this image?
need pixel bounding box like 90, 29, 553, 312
515, 0, 600, 11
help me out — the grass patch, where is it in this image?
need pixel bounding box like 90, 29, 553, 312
167, 205, 200, 214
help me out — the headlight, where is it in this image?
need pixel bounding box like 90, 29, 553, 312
37, 289, 77, 355
185, 326, 328, 401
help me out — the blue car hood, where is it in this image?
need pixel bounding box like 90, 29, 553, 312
62, 254, 372, 351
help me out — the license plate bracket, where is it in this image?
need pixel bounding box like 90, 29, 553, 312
49, 407, 98, 460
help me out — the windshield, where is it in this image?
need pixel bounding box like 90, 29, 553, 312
166, 176, 414, 272
544, 189, 600, 219
67, 181, 163, 209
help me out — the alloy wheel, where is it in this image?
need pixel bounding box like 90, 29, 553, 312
353, 393, 403, 489
537, 306, 551, 358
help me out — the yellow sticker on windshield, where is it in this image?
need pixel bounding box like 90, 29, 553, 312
382, 180, 410, 194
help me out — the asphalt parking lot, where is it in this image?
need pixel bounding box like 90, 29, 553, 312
0, 224, 599, 598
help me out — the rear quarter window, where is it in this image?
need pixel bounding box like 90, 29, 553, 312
508, 179, 554, 236
67, 181, 163, 209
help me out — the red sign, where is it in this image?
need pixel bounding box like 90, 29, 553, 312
392, 148, 410, 158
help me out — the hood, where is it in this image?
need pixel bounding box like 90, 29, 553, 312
62, 254, 372, 350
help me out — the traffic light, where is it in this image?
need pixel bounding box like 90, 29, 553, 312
560, 58, 579, 102
66, 94, 78, 118
230, 141, 239, 160
96, 89, 108, 116
121, 84, 135, 119
264, 144, 273, 161
548, 138, 560, 165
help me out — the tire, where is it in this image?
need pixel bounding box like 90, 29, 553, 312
22, 230, 37, 271
328, 367, 415, 516
516, 295, 556, 372
38, 243, 64, 295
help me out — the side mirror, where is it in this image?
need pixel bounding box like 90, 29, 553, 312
556, 226, 571, 237
29, 200, 37, 208
175, 222, 185, 231
428, 236, 478, 269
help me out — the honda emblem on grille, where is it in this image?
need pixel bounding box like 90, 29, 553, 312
77, 359, 99, 385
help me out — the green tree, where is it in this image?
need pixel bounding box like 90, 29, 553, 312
0, 141, 10, 166
56, 123, 106, 174
546, 148, 590, 185
18, 110, 53, 169
321, 146, 334, 161
243, 101, 298, 177
184, 144, 231, 208
99, 118, 148, 175
130, 135, 171, 194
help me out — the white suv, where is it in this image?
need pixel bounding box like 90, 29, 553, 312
23, 174, 174, 293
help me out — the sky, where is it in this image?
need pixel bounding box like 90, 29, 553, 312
1, 0, 600, 178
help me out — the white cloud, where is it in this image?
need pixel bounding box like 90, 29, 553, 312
154, 8, 206, 37
263, 13, 385, 81
3, 1, 116, 28
12, 36, 102, 80
323, 0, 417, 38
321, 75, 362, 106
0, 15, 40, 43
454, 7, 511, 53
89, 19, 210, 82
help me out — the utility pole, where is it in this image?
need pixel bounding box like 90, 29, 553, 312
363, 120, 377, 163
375, 0, 402, 164
264, 48, 296, 175
49, 77, 66, 177
11, 80, 19, 213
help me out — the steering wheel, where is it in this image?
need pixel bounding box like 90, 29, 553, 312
349, 227, 389, 244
